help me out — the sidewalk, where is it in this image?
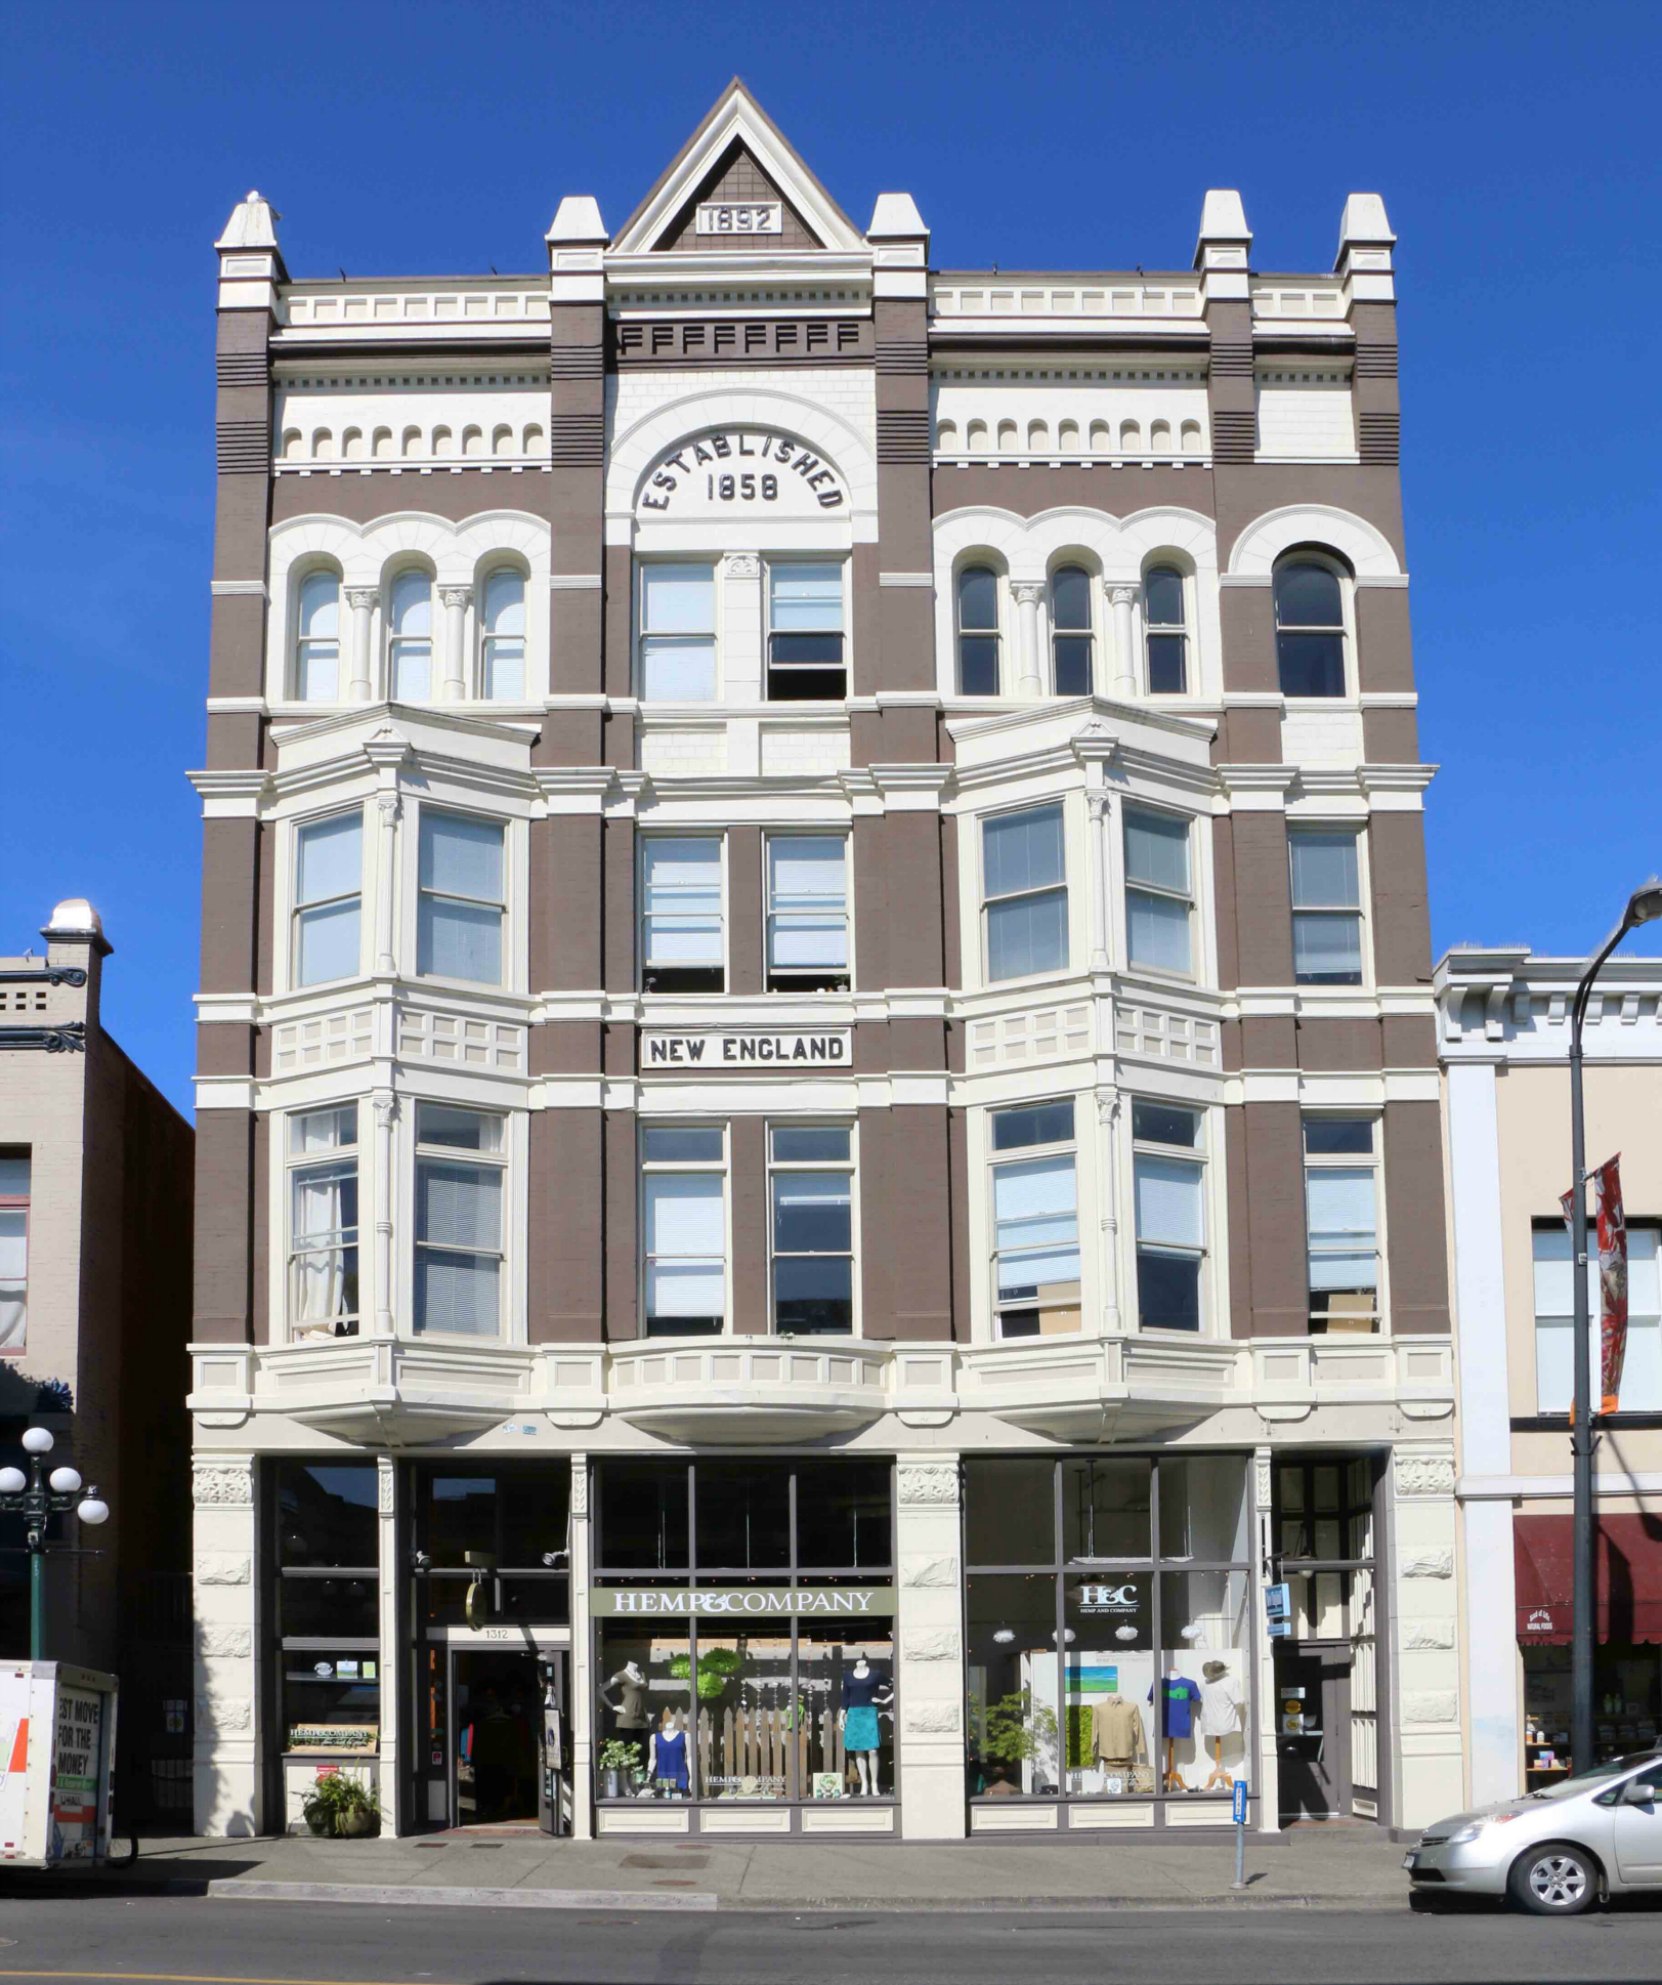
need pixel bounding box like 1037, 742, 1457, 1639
31, 1824, 1413, 1912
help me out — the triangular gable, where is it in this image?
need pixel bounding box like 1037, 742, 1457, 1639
613, 77, 862, 255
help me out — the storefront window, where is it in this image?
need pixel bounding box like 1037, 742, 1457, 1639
412, 1462, 570, 1626
273, 1461, 380, 1758
591, 1460, 895, 1807
965, 1454, 1251, 1806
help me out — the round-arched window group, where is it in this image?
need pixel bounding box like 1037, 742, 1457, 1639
287, 563, 528, 704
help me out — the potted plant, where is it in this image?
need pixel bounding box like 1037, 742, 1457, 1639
597, 1737, 642, 1801
300, 1771, 381, 1838
976, 1689, 1060, 1794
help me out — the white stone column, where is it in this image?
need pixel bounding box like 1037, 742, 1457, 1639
192, 1456, 260, 1838
373, 790, 399, 977
1011, 581, 1044, 698
438, 585, 471, 701
1095, 1090, 1123, 1335
894, 1458, 965, 1839
568, 1454, 594, 1839
1251, 1447, 1281, 1831
345, 587, 377, 701
1086, 787, 1112, 973
1389, 1443, 1464, 1830
376, 1456, 401, 1834
372, 1091, 397, 1337
721, 552, 763, 776
1108, 584, 1138, 697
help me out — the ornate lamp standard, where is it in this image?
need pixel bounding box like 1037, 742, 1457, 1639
0, 1426, 111, 1660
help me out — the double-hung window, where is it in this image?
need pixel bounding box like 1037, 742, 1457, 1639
983, 804, 1068, 983
641, 838, 724, 994
0, 1154, 29, 1351
294, 571, 341, 702
1533, 1224, 1662, 1413
1304, 1118, 1380, 1333
288, 1108, 359, 1339
387, 570, 433, 702
1124, 808, 1193, 976
1133, 1101, 1205, 1331
413, 1105, 505, 1339
1050, 566, 1093, 696
479, 568, 525, 700
765, 835, 848, 992
767, 562, 845, 700
1290, 829, 1365, 985
956, 566, 1000, 695
642, 1126, 726, 1337
990, 1100, 1080, 1339
417, 811, 505, 985
1144, 566, 1188, 694
1274, 558, 1347, 698
293, 812, 363, 987
639, 563, 716, 701
770, 1125, 854, 1334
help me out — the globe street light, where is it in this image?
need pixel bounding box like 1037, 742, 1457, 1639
0, 1425, 114, 1660
1568, 879, 1662, 1778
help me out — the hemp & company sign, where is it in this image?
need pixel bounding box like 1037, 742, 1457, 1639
591, 1587, 896, 1618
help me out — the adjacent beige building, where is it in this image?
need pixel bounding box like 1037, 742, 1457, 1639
0, 899, 195, 1818
1440, 946, 1662, 1807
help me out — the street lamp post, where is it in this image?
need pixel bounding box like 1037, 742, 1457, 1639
0, 1426, 111, 1661
1568, 879, 1662, 1777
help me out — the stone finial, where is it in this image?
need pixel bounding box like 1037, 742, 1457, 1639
867, 192, 928, 241
1195, 188, 1251, 260
1337, 192, 1396, 256
546, 194, 609, 245
42, 899, 111, 956
215, 190, 281, 253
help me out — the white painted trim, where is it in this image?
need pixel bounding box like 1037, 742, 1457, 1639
1225, 504, 1402, 580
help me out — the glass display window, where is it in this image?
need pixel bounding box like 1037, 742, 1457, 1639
271, 1461, 380, 1760
411, 1462, 571, 1627
1157, 1570, 1251, 1792
966, 1574, 1062, 1798
1063, 1572, 1155, 1796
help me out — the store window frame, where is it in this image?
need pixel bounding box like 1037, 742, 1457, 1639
963, 1453, 1255, 1813
406, 1459, 572, 1630
591, 1457, 898, 1811
267, 1460, 382, 1775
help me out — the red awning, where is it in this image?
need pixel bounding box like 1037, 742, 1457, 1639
1514, 1514, 1662, 1645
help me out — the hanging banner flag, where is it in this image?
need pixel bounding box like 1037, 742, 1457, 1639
1561, 1154, 1628, 1420
1595, 1156, 1628, 1415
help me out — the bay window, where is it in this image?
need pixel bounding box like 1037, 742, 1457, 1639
990, 1099, 1081, 1338
1133, 1100, 1204, 1331
1124, 808, 1193, 977
287, 1107, 359, 1339
293, 811, 362, 987
417, 811, 504, 985
642, 1125, 726, 1337
413, 1105, 504, 1338
983, 803, 1068, 983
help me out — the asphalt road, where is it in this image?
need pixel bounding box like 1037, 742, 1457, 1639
0, 1896, 1659, 1985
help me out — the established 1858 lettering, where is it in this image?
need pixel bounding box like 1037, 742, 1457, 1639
638, 429, 847, 514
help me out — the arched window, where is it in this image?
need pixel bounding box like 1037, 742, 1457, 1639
936, 419, 958, 452
293, 570, 340, 702
1119, 419, 1141, 453
956, 566, 1000, 695
1144, 566, 1188, 694
387, 569, 433, 701
479, 567, 525, 700
1058, 419, 1080, 453
1150, 420, 1172, 453
1050, 565, 1093, 695
1274, 555, 1347, 697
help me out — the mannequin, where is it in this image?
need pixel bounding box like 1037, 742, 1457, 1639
1197, 1659, 1243, 1789
646, 1706, 689, 1797
599, 1660, 648, 1731
1088, 1690, 1148, 1793
840, 1652, 891, 1796
1149, 1667, 1202, 1792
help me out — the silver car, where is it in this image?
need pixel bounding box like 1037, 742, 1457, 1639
1405, 1750, 1662, 1914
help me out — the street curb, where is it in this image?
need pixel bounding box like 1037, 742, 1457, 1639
212, 1878, 719, 1912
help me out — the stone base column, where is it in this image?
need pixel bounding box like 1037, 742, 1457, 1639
1390, 1443, 1463, 1830
895, 1457, 965, 1840
568, 1453, 594, 1839
377, 1456, 401, 1835
191, 1456, 260, 1837
1251, 1448, 1281, 1830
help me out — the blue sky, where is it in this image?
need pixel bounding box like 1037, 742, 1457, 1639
2, 0, 1658, 1115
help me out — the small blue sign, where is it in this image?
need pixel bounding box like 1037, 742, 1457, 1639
1232, 1779, 1249, 1826
1264, 1582, 1293, 1638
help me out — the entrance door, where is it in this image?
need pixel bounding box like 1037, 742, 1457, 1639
1274, 1645, 1353, 1822
450, 1650, 540, 1827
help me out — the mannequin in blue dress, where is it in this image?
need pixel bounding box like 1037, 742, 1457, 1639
647, 1706, 689, 1797
840, 1652, 891, 1796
